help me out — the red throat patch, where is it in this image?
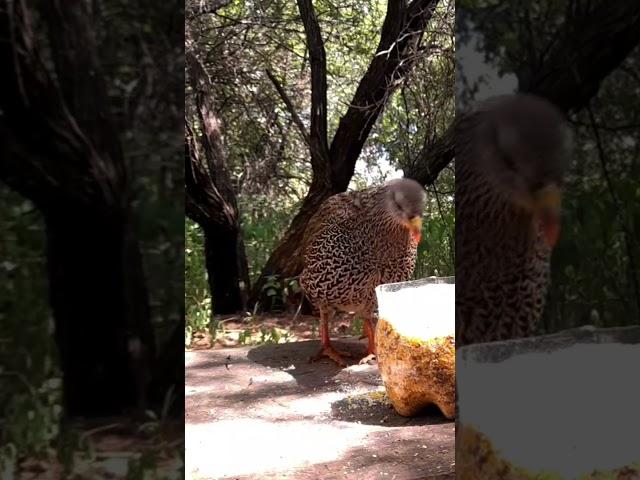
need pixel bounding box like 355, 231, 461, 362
539, 221, 560, 247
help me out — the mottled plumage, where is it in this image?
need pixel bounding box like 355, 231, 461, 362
301, 178, 426, 366
456, 94, 572, 346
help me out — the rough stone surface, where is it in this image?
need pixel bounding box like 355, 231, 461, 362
376, 317, 455, 419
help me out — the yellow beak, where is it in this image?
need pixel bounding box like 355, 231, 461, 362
408, 217, 422, 244
532, 184, 561, 247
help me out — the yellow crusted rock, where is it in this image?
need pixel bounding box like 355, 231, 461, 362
375, 316, 455, 418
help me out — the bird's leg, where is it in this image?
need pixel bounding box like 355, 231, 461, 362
358, 316, 377, 364
358, 314, 375, 339
311, 310, 352, 367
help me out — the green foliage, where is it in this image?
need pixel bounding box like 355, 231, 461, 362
238, 326, 291, 346
0, 188, 62, 462
185, 219, 212, 342
415, 174, 455, 279
239, 195, 303, 286
1, 181, 183, 464
542, 106, 640, 332
186, 190, 306, 335
260, 275, 302, 311
346, 317, 364, 337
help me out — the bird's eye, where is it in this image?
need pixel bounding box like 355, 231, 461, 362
395, 200, 403, 212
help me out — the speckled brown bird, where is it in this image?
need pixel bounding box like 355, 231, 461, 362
456, 93, 572, 346
300, 178, 426, 366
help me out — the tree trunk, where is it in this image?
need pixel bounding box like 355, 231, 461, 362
185, 38, 251, 315
203, 223, 248, 314
248, 176, 333, 307
149, 312, 185, 417
185, 119, 251, 315
44, 207, 154, 417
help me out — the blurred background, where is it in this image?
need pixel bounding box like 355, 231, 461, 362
0, 0, 183, 476
456, 0, 640, 334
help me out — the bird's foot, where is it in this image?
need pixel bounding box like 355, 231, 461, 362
359, 353, 376, 365
311, 345, 352, 367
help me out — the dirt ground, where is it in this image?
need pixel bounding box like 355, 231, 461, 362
185, 330, 455, 480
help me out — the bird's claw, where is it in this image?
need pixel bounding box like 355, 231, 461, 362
311, 345, 352, 367
359, 353, 376, 365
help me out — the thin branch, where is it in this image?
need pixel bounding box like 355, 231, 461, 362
265, 69, 312, 149
430, 183, 454, 270
586, 103, 640, 317
569, 119, 640, 132
186, 0, 233, 20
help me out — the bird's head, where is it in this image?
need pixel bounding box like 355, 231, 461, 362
383, 178, 426, 244
475, 94, 572, 247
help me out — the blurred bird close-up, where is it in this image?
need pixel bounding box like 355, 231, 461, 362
300, 178, 426, 367
456, 93, 573, 347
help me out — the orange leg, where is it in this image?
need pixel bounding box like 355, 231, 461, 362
359, 316, 377, 364
311, 310, 352, 367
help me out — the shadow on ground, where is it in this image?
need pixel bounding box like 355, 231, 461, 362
185, 339, 455, 479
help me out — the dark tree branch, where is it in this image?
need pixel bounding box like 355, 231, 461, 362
405, 119, 455, 186
186, 47, 241, 224
520, 0, 640, 113
184, 119, 231, 228
296, 0, 330, 172
185, 28, 251, 313
187, 52, 227, 174
328, 0, 439, 191
0, 117, 60, 206
0, 2, 125, 211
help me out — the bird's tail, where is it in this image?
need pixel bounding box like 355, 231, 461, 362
292, 274, 307, 323
293, 296, 304, 323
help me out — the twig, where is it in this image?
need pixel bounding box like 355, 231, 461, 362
265, 69, 312, 149
431, 183, 454, 270
586, 102, 640, 317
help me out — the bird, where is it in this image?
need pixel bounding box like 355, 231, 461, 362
300, 178, 426, 367
455, 93, 572, 347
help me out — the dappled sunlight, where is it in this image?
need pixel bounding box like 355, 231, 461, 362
186, 418, 370, 478
185, 343, 455, 478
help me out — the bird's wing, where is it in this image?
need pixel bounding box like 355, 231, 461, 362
302, 191, 368, 253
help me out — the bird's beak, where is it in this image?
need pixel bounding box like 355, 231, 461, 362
532, 184, 561, 248
408, 217, 422, 244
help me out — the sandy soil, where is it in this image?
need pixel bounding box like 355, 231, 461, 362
185, 336, 455, 480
